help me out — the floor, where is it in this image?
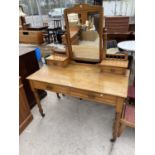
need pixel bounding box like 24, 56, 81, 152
20, 92, 135, 155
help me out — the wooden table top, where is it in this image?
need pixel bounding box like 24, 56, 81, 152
27, 63, 129, 98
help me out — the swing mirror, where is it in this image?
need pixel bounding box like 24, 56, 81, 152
64, 4, 104, 63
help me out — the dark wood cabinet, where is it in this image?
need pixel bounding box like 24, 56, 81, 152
19, 77, 33, 134
19, 46, 47, 109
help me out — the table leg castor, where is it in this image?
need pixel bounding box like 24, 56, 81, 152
41, 113, 45, 117
110, 138, 116, 142
56, 93, 61, 99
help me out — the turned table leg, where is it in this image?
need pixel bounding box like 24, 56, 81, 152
56, 93, 61, 99
110, 97, 124, 142
33, 89, 45, 117
111, 112, 121, 142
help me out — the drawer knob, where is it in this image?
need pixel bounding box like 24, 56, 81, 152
100, 94, 103, 97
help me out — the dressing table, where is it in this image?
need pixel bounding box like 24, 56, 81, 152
27, 4, 129, 141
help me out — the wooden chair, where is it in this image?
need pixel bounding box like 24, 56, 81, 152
118, 84, 135, 137
127, 84, 135, 104
53, 19, 62, 28
105, 16, 132, 42
118, 103, 135, 137
42, 22, 50, 43
48, 18, 64, 44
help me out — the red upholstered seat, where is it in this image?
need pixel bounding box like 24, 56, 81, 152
118, 104, 135, 137
124, 104, 135, 124
128, 85, 135, 99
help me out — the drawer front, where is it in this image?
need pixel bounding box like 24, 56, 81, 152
46, 60, 58, 66
69, 88, 116, 106
46, 59, 68, 67
101, 66, 126, 75
33, 81, 69, 94
32, 81, 116, 106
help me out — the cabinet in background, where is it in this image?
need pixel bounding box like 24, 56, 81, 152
19, 46, 47, 109
19, 77, 33, 134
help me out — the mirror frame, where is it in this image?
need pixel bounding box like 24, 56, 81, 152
64, 4, 104, 62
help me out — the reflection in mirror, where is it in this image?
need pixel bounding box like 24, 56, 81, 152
66, 6, 102, 63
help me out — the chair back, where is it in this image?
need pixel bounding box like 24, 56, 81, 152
105, 16, 129, 33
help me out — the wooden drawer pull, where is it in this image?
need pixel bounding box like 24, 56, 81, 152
100, 94, 103, 97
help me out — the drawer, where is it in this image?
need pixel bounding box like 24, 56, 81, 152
69, 88, 116, 106
46, 58, 69, 67
32, 81, 116, 106
47, 60, 59, 66
69, 89, 89, 99
32, 81, 69, 94
101, 66, 126, 75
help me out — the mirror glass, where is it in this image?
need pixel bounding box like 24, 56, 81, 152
66, 9, 101, 62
